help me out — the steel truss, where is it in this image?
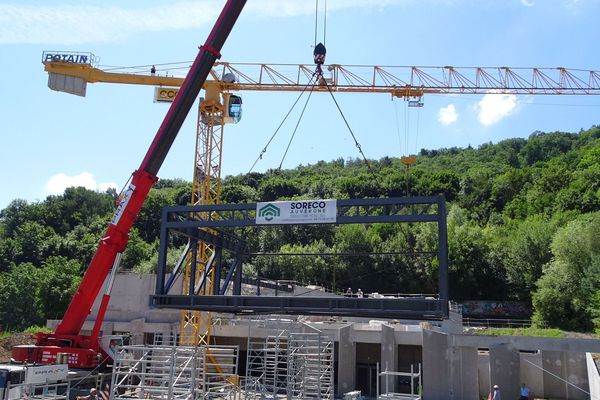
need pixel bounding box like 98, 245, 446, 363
152, 196, 449, 320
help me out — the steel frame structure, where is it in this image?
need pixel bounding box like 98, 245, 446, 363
152, 196, 449, 320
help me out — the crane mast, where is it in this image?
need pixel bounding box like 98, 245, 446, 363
12, 0, 246, 369
179, 83, 228, 346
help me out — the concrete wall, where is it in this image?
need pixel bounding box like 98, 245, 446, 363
587, 353, 600, 400
477, 350, 591, 400
338, 324, 356, 395
542, 350, 589, 400
422, 330, 450, 400
520, 352, 543, 399
489, 343, 520, 400
449, 346, 478, 400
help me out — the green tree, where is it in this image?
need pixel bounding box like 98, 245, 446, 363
121, 228, 156, 270
38, 256, 82, 321
257, 177, 302, 201
446, 206, 506, 300
221, 183, 256, 203
0, 263, 43, 330
532, 212, 600, 330
489, 215, 560, 301
42, 187, 114, 235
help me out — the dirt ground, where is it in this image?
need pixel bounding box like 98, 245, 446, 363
0, 333, 35, 362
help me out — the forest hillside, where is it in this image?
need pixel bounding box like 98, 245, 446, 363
1, 126, 599, 333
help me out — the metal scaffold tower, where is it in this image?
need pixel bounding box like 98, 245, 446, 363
287, 333, 334, 400
110, 344, 239, 400
245, 325, 334, 400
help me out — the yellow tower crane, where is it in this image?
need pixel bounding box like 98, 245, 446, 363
42, 52, 600, 347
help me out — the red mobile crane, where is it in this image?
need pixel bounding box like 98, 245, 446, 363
11, 0, 247, 369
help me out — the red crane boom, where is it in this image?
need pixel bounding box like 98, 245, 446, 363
12, 0, 246, 369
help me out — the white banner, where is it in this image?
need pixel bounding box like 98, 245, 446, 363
256, 199, 337, 225
25, 364, 68, 384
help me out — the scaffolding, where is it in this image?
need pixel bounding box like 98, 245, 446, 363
110, 344, 239, 400
376, 363, 421, 400
244, 326, 334, 400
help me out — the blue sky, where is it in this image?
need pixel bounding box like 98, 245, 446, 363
1, 0, 599, 209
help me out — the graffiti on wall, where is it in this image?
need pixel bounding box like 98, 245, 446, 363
461, 301, 531, 318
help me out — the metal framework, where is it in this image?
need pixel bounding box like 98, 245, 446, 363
376, 362, 422, 400
179, 86, 227, 347
110, 344, 239, 399
152, 196, 449, 320
245, 324, 334, 400
44, 59, 600, 97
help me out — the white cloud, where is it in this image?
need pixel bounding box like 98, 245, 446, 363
521, 0, 534, 6
438, 104, 458, 125
0, 0, 410, 45
475, 92, 518, 126
44, 172, 117, 195
0, 2, 220, 44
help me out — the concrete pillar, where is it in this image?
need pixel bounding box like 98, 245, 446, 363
422, 329, 449, 400
520, 352, 543, 399
566, 352, 589, 400
449, 346, 478, 400
338, 324, 356, 395
542, 350, 589, 400
129, 318, 146, 345
543, 350, 567, 399
489, 343, 520, 400
381, 324, 398, 393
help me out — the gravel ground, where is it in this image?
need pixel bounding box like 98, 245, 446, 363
0, 333, 35, 362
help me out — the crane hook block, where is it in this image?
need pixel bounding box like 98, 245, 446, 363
313, 42, 326, 65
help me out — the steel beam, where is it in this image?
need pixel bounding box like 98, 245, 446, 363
150, 294, 446, 320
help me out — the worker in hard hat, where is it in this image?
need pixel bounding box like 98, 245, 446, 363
490, 384, 501, 400
77, 388, 99, 400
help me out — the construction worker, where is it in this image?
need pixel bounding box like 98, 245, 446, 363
491, 384, 501, 400
519, 383, 530, 400
77, 388, 99, 400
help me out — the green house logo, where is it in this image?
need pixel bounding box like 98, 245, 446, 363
258, 203, 280, 221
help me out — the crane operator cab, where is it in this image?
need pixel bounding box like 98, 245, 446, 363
227, 94, 242, 123
201, 76, 242, 125
222, 72, 242, 124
